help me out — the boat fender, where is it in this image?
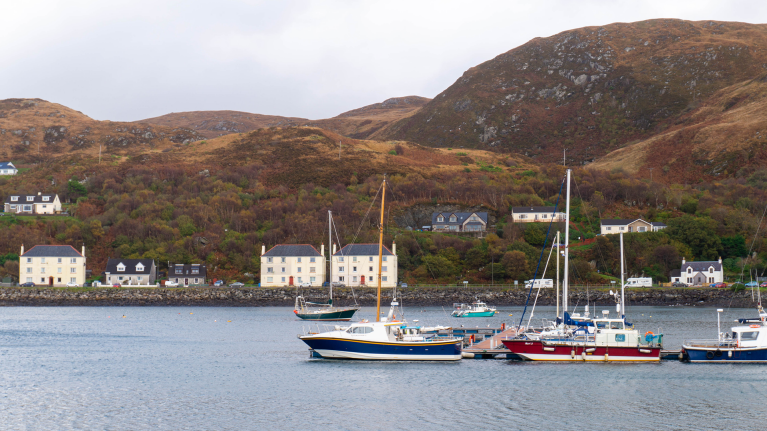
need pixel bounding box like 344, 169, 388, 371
585, 348, 595, 353
639, 349, 652, 354
604, 353, 609, 362
571, 350, 575, 359
728, 351, 732, 358
581, 352, 587, 361
706, 351, 715, 360
715, 349, 722, 357
543, 347, 555, 352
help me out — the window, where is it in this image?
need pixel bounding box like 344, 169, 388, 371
138, 276, 142, 281
26, 277, 32, 282
450, 215, 457, 222
281, 267, 286, 273
41, 277, 45, 283
57, 258, 62, 263
281, 277, 286, 282
176, 268, 183, 274
118, 276, 123, 281
117, 263, 125, 272
687, 268, 692, 274
267, 267, 274, 273
26, 268, 31, 273
741, 332, 759, 341
10, 205, 15, 210
26, 258, 31, 263
709, 267, 713, 273
26, 196, 34, 201
297, 277, 302, 283
437, 216, 444, 222
353, 266, 357, 272
281, 257, 286, 263
310, 267, 315, 273
382, 266, 387, 272
42, 205, 47, 209
620, 227, 625, 231
297, 258, 302, 263
194, 278, 199, 284
339, 266, 345, 272
10, 196, 17, 201
352, 276, 357, 282
70, 277, 76, 283
383, 256, 387, 262
267, 257, 273, 263
382, 276, 387, 281
353, 257, 357, 262
638, 226, 646, 232
136, 263, 144, 272
339, 276, 345, 282
57, 278, 61, 283
369, 267, 373, 272
40, 268, 45, 274
58, 268, 61, 273
70, 258, 76, 264
267, 277, 273, 283
542, 214, 548, 218
369, 257, 373, 262
310, 277, 315, 282
607, 226, 612, 231
297, 267, 302, 273
41, 258, 46, 264
42, 196, 50, 201
519, 214, 526, 219
310, 257, 315, 263
338, 257, 344, 262
191, 268, 199, 274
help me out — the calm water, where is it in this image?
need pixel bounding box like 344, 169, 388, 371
1, 305, 766, 430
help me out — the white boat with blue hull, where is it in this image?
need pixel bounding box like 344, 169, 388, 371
683, 307, 767, 363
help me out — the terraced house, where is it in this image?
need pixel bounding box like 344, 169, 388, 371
19, 244, 86, 287
4, 192, 62, 215
260, 244, 326, 287
331, 243, 397, 288
431, 212, 488, 232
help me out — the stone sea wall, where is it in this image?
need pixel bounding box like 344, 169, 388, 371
0, 286, 759, 307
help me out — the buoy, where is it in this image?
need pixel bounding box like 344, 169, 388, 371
508, 314, 513, 316
122, 315, 126, 318
227, 320, 231, 322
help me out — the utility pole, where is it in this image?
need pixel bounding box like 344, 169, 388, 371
563, 148, 566, 166
649, 167, 653, 182
99, 145, 102, 164
339, 140, 341, 160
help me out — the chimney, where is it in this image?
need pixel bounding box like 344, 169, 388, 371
261, 245, 266, 256
719, 256, 722, 264
682, 257, 686, 265
320, 243, 324, 259
392, 242, 396, 256
38, 192, 41, 196
82, 245, 86, 257
20, 244, 24, 256
332, 243, 336, 255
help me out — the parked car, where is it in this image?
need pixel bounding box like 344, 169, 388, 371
66, 282, 79, 287
400, 283, 408, 288
330, 281, 345, 288
709, 283, 717, 288
20, 282, 35, 287
714, 282, 728, 288
213, 280, 225, 287
165, 280, 178, 287
112, 283, 121, 288
229, 282, 244, 288
671, 281, 688, 287
745, 281, 759, 287
761, 282, 767, 288
298, 281, 312, 287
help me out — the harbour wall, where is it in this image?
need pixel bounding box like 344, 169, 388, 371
0, 286, 760, 307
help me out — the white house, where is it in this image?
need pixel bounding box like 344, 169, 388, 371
431, 212, 488, 232
4, 193, 62, 215
669, 257, 723, 286
19, 244, 86, 287
600, 219, 667, 235
260, 244, 326, 287
511, 206, 565, 223
331, 243, 397, 288
104, 258, 157, 286
0, 162, 17, 175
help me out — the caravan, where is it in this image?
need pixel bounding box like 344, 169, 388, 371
524, 279, 554, 289
626, 277, 652, 287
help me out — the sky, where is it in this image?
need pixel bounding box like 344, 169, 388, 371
1, 0, 765, 121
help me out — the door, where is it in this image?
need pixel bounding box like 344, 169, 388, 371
48, 276, 53, 286
361, 275, 365, 285
184, 278, 188, 286
289, 276, 294, 286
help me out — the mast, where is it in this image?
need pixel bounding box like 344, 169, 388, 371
620, 232, 625, 318
563, 169, 571, 315
376, 177, 386, 322
328, 210, 333, 304
556, 230, 560, 319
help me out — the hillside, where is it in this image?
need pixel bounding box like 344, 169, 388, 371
0, 98, 202, 162
140, 96, 429, 141
380, 19, 767, 167
592, 74, 767, 182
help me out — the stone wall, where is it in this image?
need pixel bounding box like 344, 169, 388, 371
0, 286, 759, 307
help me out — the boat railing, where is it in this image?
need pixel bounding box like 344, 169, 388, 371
683, 339, 739, 349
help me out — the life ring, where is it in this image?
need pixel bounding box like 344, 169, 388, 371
645, 331, 654, 337
705, 351, 715, 360
715, 349, 723, 357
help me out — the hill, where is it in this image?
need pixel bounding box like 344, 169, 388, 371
379, 19, 767, 167
139, 96, 429, 141
0, 98, 202, 162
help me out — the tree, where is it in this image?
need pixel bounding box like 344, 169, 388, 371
721, 235, 747, 259
665, 215, 722, 260
89, 219, 104, 240
421, 255, 454, 279
652, 245, 680, 279
523, 223, 547, 246
67, 180, 87, 197
502, 251, 529, 281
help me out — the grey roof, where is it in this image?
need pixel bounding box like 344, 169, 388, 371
23, 245, 82, 257
651, 222, 667, 227
0, 162, 16, 170
431, 212, 488, 225
334, 244, 394, 256
4, 194, 57, 204
169, 263, 207, 277
512, 206, 559, 214
263, 244, 322, 257
682, 261, 722, 272
670, 269, 681, 278
105, 259, 154, 274
600, 219, 638, 226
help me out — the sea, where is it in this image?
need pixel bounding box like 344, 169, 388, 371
1, 305, 766, 430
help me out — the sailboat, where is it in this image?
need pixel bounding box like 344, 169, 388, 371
502, 169, 663, 361
298, 177, 463, 360
294, 211, 360, 321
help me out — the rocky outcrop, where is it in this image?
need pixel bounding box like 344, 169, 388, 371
0, 287, 756, 307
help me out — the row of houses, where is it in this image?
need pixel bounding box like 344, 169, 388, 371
19, 245, 206, 287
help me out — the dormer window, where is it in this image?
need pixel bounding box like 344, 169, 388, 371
10, 196, 18, 201
117, 263, 126, 272
449, 215, 457, 223
175, 267, 183, 274
687, 267, 692, 274
709, 267, 713, 273
42, 196, 50, 201
136, 263, 144, 272
26, 196, 34, 202
437, 215, 444, 222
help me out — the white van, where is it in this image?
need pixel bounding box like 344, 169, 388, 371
524, 279, 554, 289
626, 277, 652, 287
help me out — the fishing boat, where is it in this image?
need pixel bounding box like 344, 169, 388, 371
297, 177, 463, 360
451, 301, 497, 317
294, 211, 359, 321
682, 307, 767, 363
502, 169, 663, 361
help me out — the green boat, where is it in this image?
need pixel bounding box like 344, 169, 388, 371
451, 301, 498, 318
294, 296, 359, 321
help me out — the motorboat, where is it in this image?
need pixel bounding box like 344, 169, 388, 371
451, 301, 497, 317
683, 307, 767, 362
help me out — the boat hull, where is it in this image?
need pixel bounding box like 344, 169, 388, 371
683, 346, 767, 363
453, 311, 496, 318
501, 339, 661, 362
299, 337, 462, 361
295, 308, 359, 321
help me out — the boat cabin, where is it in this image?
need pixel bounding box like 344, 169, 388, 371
727, 324, 767, 348
592, 318, 639, 347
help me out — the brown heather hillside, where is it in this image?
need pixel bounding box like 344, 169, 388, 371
380, 19, 767, 167
140, 96, 429, 141
0, 98, 202, 162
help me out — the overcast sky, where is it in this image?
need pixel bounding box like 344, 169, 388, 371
1, 0, 765, 121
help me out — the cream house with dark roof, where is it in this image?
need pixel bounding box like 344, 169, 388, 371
670, 257, 723, 286
511, 206, 565, 223
600, 219, 667, 234
19, 244, 86, 286
104, 258, 157, 286
4, 193, 62, 214
331, 243, 397, 288
260, 244, 326, 287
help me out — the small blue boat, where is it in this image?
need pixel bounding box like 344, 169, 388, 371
683, 307, 767, 363
451, 301, 497, 318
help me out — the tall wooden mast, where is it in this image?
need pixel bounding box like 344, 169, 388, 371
376, 177, 386, 322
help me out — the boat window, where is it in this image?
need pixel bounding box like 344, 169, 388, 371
741, 331, 759, 341
596, 321, 607, 329
610, 322, 624, 330
614, 334, 626, 342
347, 326, 373, 334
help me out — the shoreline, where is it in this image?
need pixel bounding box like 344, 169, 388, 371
0, 286, 760, 307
